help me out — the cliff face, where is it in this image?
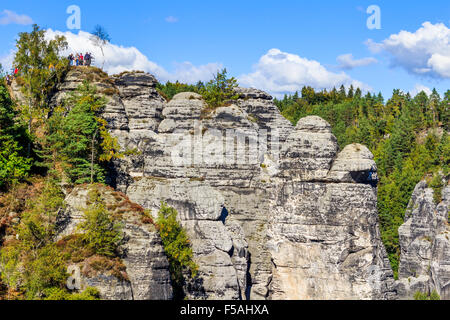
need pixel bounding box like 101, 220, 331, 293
396, 180, 450, 300
56, 184, 173, 300
48, 68, 397, 300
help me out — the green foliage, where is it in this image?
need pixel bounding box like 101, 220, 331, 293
156, 202, 198, 299
13, 24, 68, 143
0, 84, 31, 189
200, 68, 239, 109
43, 287, 100, 300
78, 187, 123, 257
42, 81, 122, 184
0, 178, 69, 299
414, 290, 441, 300
275, 86, 449, 277
429, 173, 444, 205
1, 241, 68, 300
16, 179, 65, 249
0, 140, 32, 189
156, 69, 239, 108
156, 81, 204, 101
21, 244, 68, 299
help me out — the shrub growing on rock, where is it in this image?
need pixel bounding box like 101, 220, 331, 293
200, 68, 239, 109
156, 202, 198, 298
78, 188, 123, 257
414, 290, 441, 300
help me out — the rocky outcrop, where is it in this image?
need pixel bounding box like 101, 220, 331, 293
126, 178, 249, 300
45, 69, 398, 300
57, 184, 173, 300
268, 131, 394, 300
396, 179, 450, 300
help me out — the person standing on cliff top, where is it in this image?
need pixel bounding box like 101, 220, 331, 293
86, 53, 90, 66
68, 53, 74, 66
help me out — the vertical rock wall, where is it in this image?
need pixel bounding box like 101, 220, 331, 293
396, 180, 450, 300
49, 69, 398, 300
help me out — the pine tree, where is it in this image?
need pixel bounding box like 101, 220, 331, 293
0, 83, 31, 189
200, 69, 239, 109
347, 85, 354, 99
44, 81, 122, 184
338, 85, 346, 101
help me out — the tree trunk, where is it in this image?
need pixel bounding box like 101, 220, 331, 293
91, 129, 98, 184
101, 47, 105, 70
27, 80, 32, 158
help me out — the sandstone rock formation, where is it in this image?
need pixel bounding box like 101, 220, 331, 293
45, 68, 400, 300
396, 179, 450, 300
57, 184, 173, 300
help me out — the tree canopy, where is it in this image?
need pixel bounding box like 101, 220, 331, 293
275, 86, 449, 277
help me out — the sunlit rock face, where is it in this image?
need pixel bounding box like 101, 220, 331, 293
57, 184, 173, 300
396, 180, 450, 300
49, 69, 398, 300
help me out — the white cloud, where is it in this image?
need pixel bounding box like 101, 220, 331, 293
366, 22, 450, 78
0, 10, 33, 25
336, 53, 377, 70
239, 48, 371, 96
167, 61, 223, 83
0, 50, 14, 72
165, 16, 179, 23
45, 29, 221, 84
410, 84, 432, 97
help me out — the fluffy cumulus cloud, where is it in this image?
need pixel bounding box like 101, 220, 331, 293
239, 48, 370, 96
410, 84, 432, 97
336, 53, 377, 70
44, 29, 221, 83
366, 22, 450, 79
0, 50, 14, 72
0, 10, 33, 25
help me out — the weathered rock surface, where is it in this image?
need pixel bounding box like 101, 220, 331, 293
126, 178, 249, 300
327, 144, 378, 184
268, 138, 393, 300
57, 184, 173, 300
45, 69, 399, 300
396, 179, 450, 300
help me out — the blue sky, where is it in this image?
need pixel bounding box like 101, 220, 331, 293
1, 0, 449, 98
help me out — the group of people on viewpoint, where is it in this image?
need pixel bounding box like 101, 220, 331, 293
4, 52, 95, 86
5, 67, 19, 86
68, 52, 94, 67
